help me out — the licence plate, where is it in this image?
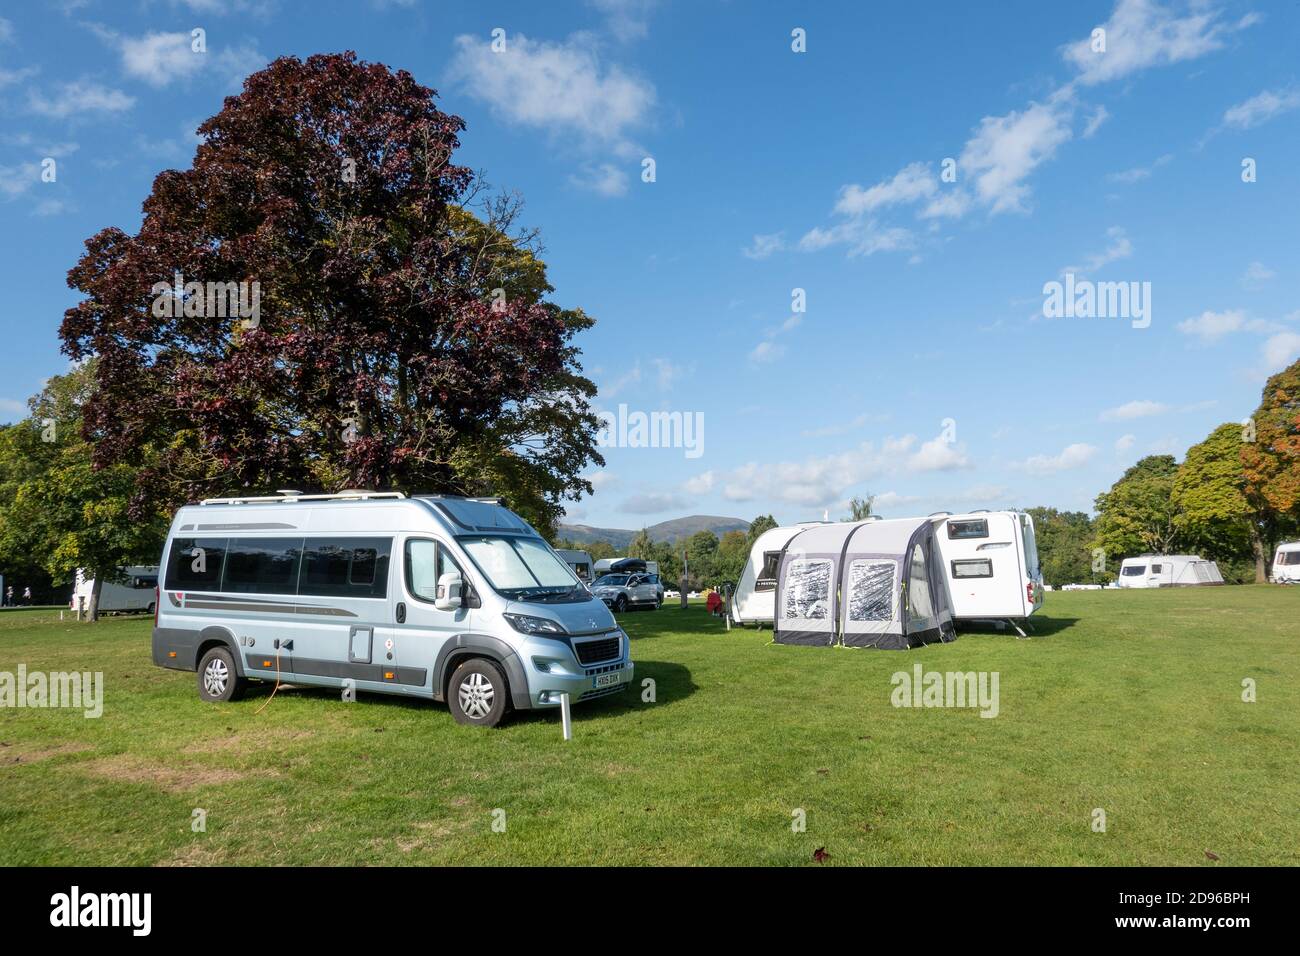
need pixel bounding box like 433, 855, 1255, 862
592, 671, 622, 689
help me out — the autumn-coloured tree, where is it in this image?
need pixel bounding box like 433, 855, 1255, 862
59, 52, 601, 537
1241, 359, 1300, 567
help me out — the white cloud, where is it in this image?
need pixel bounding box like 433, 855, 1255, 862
447, 32, 654, 155
1242, 261, 1275, 285
1222, 87, 1300, 130
1061, 0, 1241, 86
721, 439, 910, 508
0, 65, 37, 88
0, 162, 39, 201
960, 99, 1074, 214
1260, 332, 1300, 375
797, 220, 914, 257
28, 81, 134, 118
1063, 225, 1133, 275
32, 197, 73, 216
742, 232, 785, 260
600, 362, 642, 398
569, 162, 627, 197
833, 162, 937, 216
0, 397, 27, 418
622, 491, 686, 515
748, 340, 785, 365
1175, 308, 1280, 342
1100, 399, 1169, 421
905, 436, 971, 472
121, 31, 208, 87
1082, 104, 1110, 138
1107, 153, 1173, 184
1115, 434, 1137, 451
683, 471, 714, 495
1018, 442, 1098, 475
586, 0, 658, 42
650, 357, 685, 390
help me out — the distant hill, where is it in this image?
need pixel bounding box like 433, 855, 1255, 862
556, 515, 749, 549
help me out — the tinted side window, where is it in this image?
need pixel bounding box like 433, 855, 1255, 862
756, 551, 781, 591
300, 537, 392, 599
165, 538, 227, 590
947, 519, 988, 539
222, 538, 303, 595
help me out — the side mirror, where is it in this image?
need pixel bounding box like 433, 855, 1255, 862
435, 571, 464, 611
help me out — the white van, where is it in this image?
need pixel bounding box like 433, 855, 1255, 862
1116, 554, 1223, 588
75, 566, 159, 614
152, 492, 633, 727
1274, 542, 1300, 583
930, 511, 1044, 630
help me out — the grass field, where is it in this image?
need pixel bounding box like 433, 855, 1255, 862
1, 587, 1297, 866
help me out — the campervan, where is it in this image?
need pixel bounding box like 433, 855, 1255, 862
555, 549, 594, 583
1116, 554, 1223, 588
74, 566, 160, 614
152, 491, 633, 728
1273, 542, 1300, 583
930, 511, 1044, 631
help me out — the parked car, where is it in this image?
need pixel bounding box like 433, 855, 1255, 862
591, 571, 661, 612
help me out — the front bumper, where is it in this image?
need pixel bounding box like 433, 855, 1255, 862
521, 631, 634, 708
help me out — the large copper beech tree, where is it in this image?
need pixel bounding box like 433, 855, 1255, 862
59, 52, 602, 535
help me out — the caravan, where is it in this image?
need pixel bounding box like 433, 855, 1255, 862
152, 491, 633, 728
930, 511, 1044, 630
1116, 554, 1223, 588
1273, 542, 1300, 583
734, 510, 1042, 634
75, 566, 160, 614
554, 549, 594, 583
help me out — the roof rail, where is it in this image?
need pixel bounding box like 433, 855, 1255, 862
928, 511, 952, 517
199, 490, 407, 506
417, 494, 504, 505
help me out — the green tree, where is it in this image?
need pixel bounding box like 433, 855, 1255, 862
627, 528, 653, 559
746, 514, 777, 546
1093, 455, 1182, 563
1241, 358, 1300, 563
1025, 507, 1097, 586
716, 530, 749, 582
0, 364, 170, 620
842, 495, 874, 521
1173, 422, 1280, 582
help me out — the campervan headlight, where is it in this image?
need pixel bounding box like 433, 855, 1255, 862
503, 613, 568, 636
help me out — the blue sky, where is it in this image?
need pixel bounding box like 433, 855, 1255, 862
1, 0, 1298, 530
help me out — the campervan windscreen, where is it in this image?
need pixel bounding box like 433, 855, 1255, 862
460, 536, 581, 597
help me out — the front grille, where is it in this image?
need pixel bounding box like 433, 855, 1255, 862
580, 684, 626, 702
574, 635, 620, 665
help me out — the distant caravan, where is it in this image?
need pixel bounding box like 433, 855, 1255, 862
1116, 554, 1224, 588
1273, 542, 1300, 584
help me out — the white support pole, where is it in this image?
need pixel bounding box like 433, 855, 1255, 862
559, 693, 573, 741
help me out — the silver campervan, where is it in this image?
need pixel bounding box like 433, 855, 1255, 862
151, 491, 633, 727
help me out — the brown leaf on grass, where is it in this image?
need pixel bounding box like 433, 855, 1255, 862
1205, 850, 1220, 861
813, 847, 830, 863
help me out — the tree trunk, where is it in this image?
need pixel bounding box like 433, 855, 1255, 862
87, 572, 104, 623
1250, 527, 1268, 584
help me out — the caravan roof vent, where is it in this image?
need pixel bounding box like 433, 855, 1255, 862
276, 489, 303, 497
929, 511, 952, 517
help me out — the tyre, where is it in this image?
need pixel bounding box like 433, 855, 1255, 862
448, 657, 509, 728
196, 646, 247, 702
614, 594, 628, 613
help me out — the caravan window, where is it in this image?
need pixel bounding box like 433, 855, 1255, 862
952, 558, 993, 578
1150, 563, 1163, 574
299, 537, 392, 599
755, 551, 781, 592
1281, 551, 1300, 566
165, 538, 227, 590
846, 560, 894, 622
783, 559, 831, 620
221, 538, 302, 595
947, 519, 988, 539
1121, 564, 1146, 576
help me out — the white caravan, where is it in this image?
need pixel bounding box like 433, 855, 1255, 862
74, 566, 160, 614
1116, 554, 1223, 588
930, 511, 1044, 631
1273, 542, 1300, 583
731, 523, 827, 625
555, 549, 594, 582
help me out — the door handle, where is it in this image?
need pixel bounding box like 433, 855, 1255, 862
396, 602, 406, 624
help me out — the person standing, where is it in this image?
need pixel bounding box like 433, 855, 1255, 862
22, 585, 31, 605
5, 585, 12, 607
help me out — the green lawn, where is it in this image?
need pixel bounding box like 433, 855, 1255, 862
1, 588, 1297, 866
